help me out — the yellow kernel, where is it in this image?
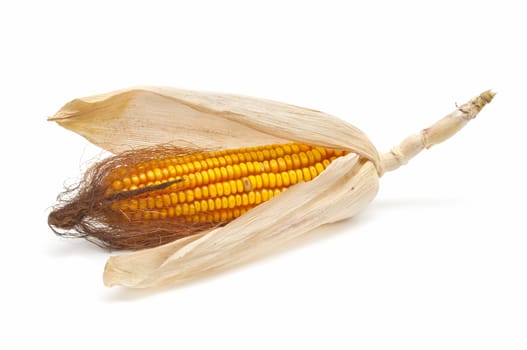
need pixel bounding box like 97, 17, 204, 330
201, 170, 209, 185
315, 163, 325, 174
195, 172, 203, 186
214, 168, 222, 181
194, 201, 201, 212
224, 155, 233, 165
282, 144, 292, 154
270, 149, 277, 159
261, 173, 269, 187
216, 182, 224, 196
208, 198, 215, 211
207, 169, 216, 183
220, 197, 228, 209
178, 191, 186, 203
246, 162, 254, 174
187, 162, 195, 173
235, 194, 242, 206
131, 174, 140, 185
230, 154, 239, 164
270, 159, 279, 172
309, 166, 318, 178
147, 197, 155, 209
175, 164, 184, 175
240, 163, 248, 176
112, 180, 123, 191
302, 167, 312, 181
213, 211, 221, 221
181, 163, 190, 174
122, 177, 132, 188
277, 173, 284, 187
218, 156, 227, 167
154, 196, 163, 209
163, 194, 171, 207
296, 169, 303, 181
276, 147, 284, 157
323, 159, 331, 167
175, 205, 182, 216
167, 166, 176, 177
268, 173, 276, 188
226, 165, 234, 179
139, 198, 147, 210
162, 168, 169, 179
262, 189, 269, 201
193, 161, 202, 172
202, 186, 209, 198
185, 190, 194, 202
220, 167, 228, 180
170, 193, 178, 205
242, 193, 249, 206
201, 200, 208, 211
248, 191, 255, 204
160, 209, 167, 219
277, 158, 287, 171
306, 151, 315, 164
228, 195, 236, 209
209, 184, 217, 197
291, 144, 300, 153
256, 151, 264, 161
179, 203, 188, 215
228, 180, 237, 194
283, 155, 293, 169
299, 153, 309, 167
255, 191, 262, 204
311, 149, 322, 162
223, 182, 231, 196
233, 164, 242, 178
194, 187, 202, 200
236, 179, 244, 193
188, 203, 196, 215
143, 211, 151, 220
215, 197, 222, 210
291, 154, 300, 168
274, 188, 282, 196
233, 208, 241, 218
188, 173, 196, 187
168, 207, 175, 218
220, 211, 228, 221
248, 175, 257, 190
289, 170, 298, 185
281, 172, 290, 186
146, 170, 155, 182
139, 173, 147, 183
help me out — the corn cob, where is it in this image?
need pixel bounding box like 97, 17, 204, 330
108, 143, 345, 223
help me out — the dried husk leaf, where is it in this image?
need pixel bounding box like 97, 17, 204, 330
49, 87, 382, 172
49, 88, 494, 288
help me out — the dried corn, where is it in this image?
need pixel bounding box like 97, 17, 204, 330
48, 87, 494, 288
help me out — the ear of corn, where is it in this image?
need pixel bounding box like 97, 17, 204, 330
106, 143, 347, 225
49, 87, 494, 288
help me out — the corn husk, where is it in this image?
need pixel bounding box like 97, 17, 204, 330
49, 87, 494, 288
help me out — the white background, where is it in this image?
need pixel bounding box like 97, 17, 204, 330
1, 1, 526, 349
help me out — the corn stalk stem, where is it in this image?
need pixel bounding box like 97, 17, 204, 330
380, 90, 495, 174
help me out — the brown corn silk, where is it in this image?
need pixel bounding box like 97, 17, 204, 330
48, 87, 494, 288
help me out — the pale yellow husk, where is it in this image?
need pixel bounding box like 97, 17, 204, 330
49, 87, 494, 288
